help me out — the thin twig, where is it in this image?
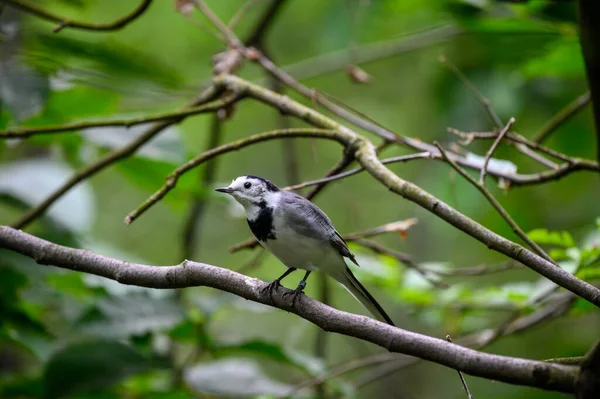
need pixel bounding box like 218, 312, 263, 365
227, 0, 263, 30
448, 127, 600, 169
480, 117, 515, 184
286, 152, 432, 192
0, 101, 240, 139
125, 128, 342, 225
343, 218, 418, 241
439, 55, 503, 127
192, 0, 243, 47
434, 141, 554, 263
534, 91, 591, 144
446, 335, 474, 399
11, 87, 229, 230
425, 261, 521, 277
353, 239, 448, 289
3, 0, 153, 33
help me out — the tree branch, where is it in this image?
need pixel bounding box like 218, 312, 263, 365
125, 128, 342, 224
3, 0, 153, 33
0, 226, 579, 394
434, 142, 554, 263
0, 101, 239, 139
10, 86, 228, 230
534, 92, 591, 144
480, 118, 515, 184
213, 74, 600, 307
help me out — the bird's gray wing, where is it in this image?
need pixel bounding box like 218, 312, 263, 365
280, 192, 359, 265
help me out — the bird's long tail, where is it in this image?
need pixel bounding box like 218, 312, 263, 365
334, 266, 395, 326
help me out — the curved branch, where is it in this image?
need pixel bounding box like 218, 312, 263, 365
3, 0, 153, 33
125, 128, 342, 224
10, 86, 229, 230
214, 74, 600, 308
0, 226, 578, 394
0, 101, 242, 139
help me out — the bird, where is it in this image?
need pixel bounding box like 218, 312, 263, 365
215, 175, 395, 325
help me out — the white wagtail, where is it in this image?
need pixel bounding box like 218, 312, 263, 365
216, 175, 395, 325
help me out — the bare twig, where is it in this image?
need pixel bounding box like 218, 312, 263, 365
534, 92, 591, 144
0, 101, 240, 139
125, 128, 341, 225
3, 0, 153, 33
439, 55, 502, 127
480, 117, 515, 184
11, 87, 230, 230
434, 142, 554, 263
448, 128, 599, 170
425, 261, 521, 277
353, 239, 447, 289
343, 218, 418, 241
285, 152, 432, 192
0, 226, 579, 394
446, 335, 474, 399
227, 0, 263, 30
283, 24, 461, 81
192, 0, 243, 47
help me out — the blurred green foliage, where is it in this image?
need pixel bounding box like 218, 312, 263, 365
0, 1, 599, 398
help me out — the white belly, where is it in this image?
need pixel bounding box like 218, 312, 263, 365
260, 223, 341, 272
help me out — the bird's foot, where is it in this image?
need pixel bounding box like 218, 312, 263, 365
261, 279, 282, 300
283, 280, 306, 308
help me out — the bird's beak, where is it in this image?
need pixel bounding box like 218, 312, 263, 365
215, 186, 234, 194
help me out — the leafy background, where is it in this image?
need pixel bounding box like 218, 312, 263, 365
0, 0, 599, 398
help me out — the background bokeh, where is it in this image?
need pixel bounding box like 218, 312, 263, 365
1, 1, 599, 398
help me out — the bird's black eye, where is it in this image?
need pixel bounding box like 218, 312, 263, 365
244, 182, 252, 189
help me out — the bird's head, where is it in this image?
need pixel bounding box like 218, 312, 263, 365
215, 175, 280, 208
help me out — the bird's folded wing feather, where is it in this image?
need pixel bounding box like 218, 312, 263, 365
281, 193, 359, 265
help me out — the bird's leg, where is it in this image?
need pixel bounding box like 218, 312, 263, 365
261, 267, 297, 299
284, 271, 312, 307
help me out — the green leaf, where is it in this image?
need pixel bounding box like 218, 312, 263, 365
576, 266, 600, 282
183, 358, 294, 397
44, 340, 149, 399
526, 229, 575, 248
569, 297, 597, 316
75, 293, 185, 338
215, 340, 324, 375
521, 38, 585, 80
0, 159, 95, 233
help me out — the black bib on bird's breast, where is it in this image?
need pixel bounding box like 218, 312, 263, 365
247, 201, 276, 242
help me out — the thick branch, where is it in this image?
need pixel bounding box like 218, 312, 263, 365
0, 226, 578, 394
214, 74, 600, 307
3, 0, 152, 33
